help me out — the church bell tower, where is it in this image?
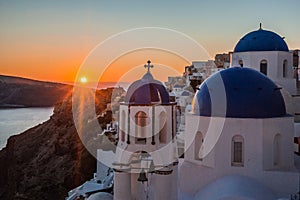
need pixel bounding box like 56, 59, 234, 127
113, 61, 178, 200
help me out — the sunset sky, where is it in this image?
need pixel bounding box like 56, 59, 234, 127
0, 0, 300, 83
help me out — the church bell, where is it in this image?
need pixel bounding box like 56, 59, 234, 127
137, 169, 148, 183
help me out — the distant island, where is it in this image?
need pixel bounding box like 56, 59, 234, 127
0, 75, 73, 108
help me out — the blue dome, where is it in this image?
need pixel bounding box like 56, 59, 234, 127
192, 67, 286, 118
125, 72, 170, 104
234, 29, 289, 52
181, 91, 190, 96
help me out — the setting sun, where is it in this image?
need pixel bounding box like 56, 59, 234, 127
80, 77, 87, 83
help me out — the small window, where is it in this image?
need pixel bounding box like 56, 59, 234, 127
283, 60, 288, 78
194, 132, 204, 160
120, 111, 126, 142
238, 60, 243, 67
260, 60, 268, 75
159, 112, 167, 143
233, 142, 243, 162
135, 111, 148, 144
232, 135, 244, 166
273, 134, 281, 166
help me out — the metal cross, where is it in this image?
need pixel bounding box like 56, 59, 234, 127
144, 60, 154, 73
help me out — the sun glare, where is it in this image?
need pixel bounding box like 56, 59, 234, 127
80, 77, 87, 83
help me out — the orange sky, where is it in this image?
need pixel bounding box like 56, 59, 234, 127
1, 1, 299, 83
0, 35, 192, 83
0, 35, 93, 83
98, 49, 190, 83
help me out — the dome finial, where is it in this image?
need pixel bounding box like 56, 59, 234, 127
259, 23, 262, 30
144, 60, 154, 73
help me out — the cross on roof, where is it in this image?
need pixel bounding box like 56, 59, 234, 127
144, 60, 154, 73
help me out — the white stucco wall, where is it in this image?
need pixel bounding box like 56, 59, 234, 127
181, 114, 299, 197
262, 117, 295, 170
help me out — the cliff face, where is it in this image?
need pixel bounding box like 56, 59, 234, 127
0, 75, 72, 108
0, 87, 123, 200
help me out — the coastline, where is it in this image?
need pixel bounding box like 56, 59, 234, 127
0, 107, 54, 150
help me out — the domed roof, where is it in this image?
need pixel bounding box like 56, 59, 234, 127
125, 62, 170, 105
169, 92, 176, 97
234, 27, 289, 52
181, 91, 190, 96
87, 192, 113, 200
192, 67, 286, 118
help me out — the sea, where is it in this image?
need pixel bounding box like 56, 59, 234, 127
0, 107, 54, 150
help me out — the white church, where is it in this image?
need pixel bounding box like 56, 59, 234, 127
112, 26, 300, 200
69, 26, 300, 200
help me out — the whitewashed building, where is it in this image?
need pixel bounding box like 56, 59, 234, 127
182, 67, 299, 199
231, 25, 296, 95
113, 61, 178, 200
230, 25, 300, 150
71, 27, 300, 200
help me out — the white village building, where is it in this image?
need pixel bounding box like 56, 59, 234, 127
182, 67, 298, 199
180, 26, 299, 199
231, 25, 296, 95
113, 27, 299, 200
113, 61, 179, 200
67, 26, 300, 200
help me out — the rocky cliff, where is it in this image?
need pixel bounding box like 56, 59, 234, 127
0, 86, 124, 200
0, 75, 72, 108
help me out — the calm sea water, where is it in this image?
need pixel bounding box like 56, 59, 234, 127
0, 107, 54, 149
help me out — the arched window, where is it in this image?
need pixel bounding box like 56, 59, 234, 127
159, 112, 167, 143
120, 111, 126, 142
135, 111, 148, 144
194, 132, 204, 160
273, 134, 281, 166
238, 60, 243, 67
260, 60, 268, 75
283, 60, 288, 78
231, 135, 244, 166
